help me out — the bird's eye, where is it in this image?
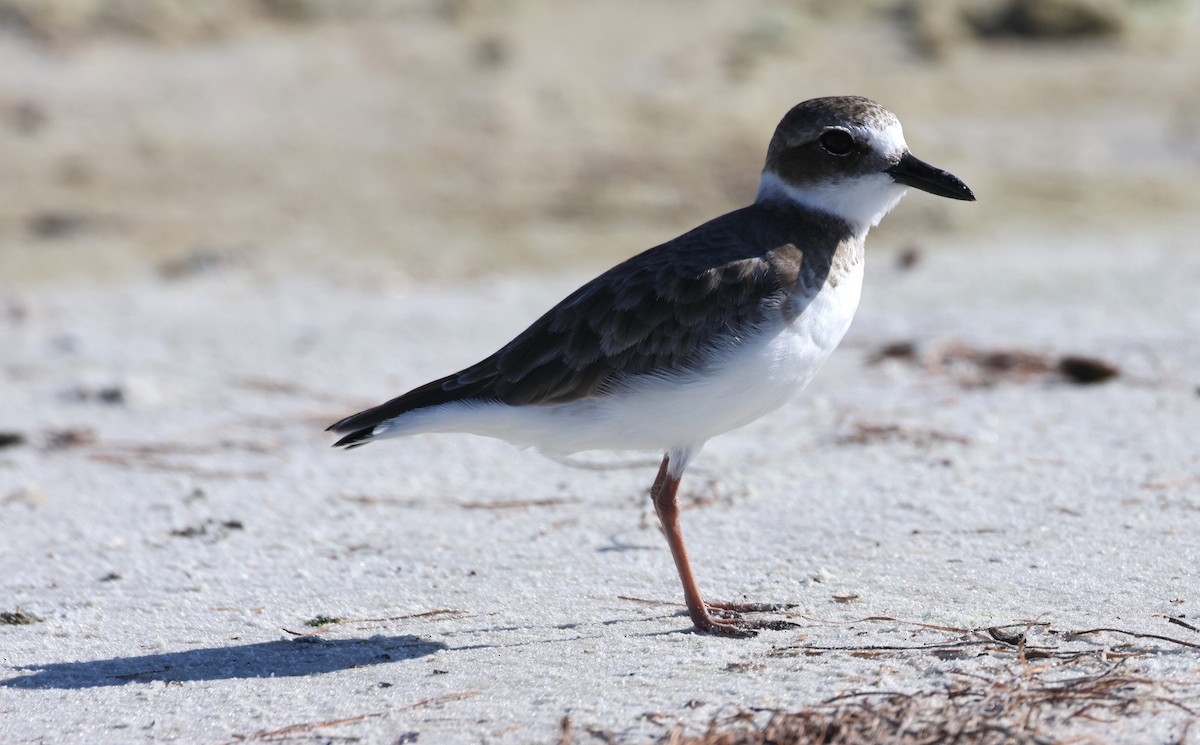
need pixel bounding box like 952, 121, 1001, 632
819, 129, 855, 156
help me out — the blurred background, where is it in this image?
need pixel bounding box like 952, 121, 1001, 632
0, 0, 1197, 286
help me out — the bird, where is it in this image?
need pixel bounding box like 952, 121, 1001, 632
329, 95, 975, 637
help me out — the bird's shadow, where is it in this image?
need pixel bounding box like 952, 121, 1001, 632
2, 634, 444, 690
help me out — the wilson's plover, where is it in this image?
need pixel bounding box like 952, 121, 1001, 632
330, 96, 974, 636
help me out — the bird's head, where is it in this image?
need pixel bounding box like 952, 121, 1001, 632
757, 96, 975, 234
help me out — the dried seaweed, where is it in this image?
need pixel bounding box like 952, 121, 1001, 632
662, 661, 1190, 745
834, 422, 970, 447
0, 609, 42, 625
620, 617, 1200, 745
573, 656, 1197, 745
870, 340, 1122, 388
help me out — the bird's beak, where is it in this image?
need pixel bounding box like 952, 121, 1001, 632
887, 151, 975, 201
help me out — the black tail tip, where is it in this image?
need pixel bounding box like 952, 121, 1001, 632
332, 428, 375, 449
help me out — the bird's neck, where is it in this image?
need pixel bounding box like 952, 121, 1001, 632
755, 170, 907, 238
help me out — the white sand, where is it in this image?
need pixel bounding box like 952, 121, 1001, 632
3, 219, 1198, 743
2, 5, 1200, 740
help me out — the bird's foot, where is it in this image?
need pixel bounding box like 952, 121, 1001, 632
689, 601, 800, 637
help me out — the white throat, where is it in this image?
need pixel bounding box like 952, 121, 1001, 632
756, 170, 908, 236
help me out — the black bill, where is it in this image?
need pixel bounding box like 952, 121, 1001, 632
887, 151, 975, 201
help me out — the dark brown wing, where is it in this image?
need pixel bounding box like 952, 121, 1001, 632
330, 203, 836, 446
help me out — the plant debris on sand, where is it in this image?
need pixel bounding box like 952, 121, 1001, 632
869, 340, 1121, 387
0, 609, 43, 625
569, 618, 1200, 745
651, 660, 1195, 745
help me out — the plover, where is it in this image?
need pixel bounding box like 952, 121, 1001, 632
330, 96, 974, 636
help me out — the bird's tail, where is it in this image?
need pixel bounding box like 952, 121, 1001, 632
327, 372, 474, 448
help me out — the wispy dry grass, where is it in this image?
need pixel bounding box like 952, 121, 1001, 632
571, 660, 1196, 745
573, 618, 1199, 745
664, 663, 1194, 745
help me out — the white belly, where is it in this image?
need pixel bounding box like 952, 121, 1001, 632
393, 263, 865, 455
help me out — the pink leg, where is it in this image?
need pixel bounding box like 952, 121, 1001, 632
650, 455, 797, 637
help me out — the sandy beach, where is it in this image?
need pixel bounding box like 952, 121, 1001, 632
2, 2, 1199, 742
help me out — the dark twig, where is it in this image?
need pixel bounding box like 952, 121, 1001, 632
1063, 627, 1200, 650
228, 712, 383, 742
